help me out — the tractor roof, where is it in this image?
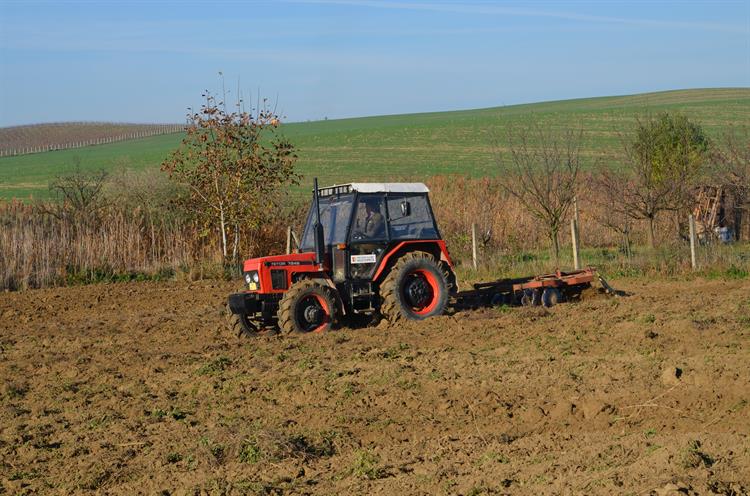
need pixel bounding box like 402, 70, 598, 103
318, 183, 429, 196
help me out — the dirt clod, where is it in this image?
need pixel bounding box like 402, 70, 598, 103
661, 366, 683, 386
652, 481, 696, 496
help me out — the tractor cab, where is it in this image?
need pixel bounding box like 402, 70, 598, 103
228, 180, 455, 335
298, 183, 440, 281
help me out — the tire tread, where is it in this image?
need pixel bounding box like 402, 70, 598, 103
278, 279, 338, 333
380, 251, 448, 323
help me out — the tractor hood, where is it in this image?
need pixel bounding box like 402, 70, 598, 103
242, 251, 318, 272
241, 251, 323, 294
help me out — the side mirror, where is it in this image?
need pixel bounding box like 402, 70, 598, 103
400, 201, 411, 217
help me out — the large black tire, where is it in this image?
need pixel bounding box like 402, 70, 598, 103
380, 251, 449, 323
541, 287, 562, 307
439, 261, 458, 295
277, 280, 338, 334
520, 288, 541, 307
238, 313, 279, 338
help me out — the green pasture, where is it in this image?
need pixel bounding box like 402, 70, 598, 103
1, 88, 748, 200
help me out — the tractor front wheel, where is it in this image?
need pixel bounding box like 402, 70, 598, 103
237, 313, 278, 338
278, 280, 338, 334
380, 251, 449, 323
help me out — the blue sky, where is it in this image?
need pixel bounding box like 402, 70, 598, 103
0, 0, 748, 126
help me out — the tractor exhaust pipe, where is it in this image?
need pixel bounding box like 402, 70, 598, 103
313, 177, 325, 266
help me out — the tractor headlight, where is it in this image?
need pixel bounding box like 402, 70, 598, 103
244, 271, 260, 287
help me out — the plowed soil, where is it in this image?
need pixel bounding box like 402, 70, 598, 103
1, 278, 749, 495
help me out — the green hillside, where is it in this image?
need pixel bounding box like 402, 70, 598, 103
1, 88, 748, 200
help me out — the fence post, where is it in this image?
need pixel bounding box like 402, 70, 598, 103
286, 226, 292, 255
571, 218, 580, 270
689, 214, 697, 270
290, 230, 300, 251
471, 223, 478, 270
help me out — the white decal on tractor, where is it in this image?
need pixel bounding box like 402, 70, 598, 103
350, 254, 377, 264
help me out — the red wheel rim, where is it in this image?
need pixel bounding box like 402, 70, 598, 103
296, 293, 330, 333
403, 269, 440, 315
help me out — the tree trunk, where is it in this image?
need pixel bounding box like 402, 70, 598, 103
736, 200, 747, 241
550, 228, 560, 268
219, 206, 227, 259
623, 224, 632, 259
232, 224, 240, 275
647, 216, 656, 249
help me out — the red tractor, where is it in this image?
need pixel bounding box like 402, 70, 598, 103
228, 179, 457, 335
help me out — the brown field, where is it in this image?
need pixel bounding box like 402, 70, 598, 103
1, 277, 749, 495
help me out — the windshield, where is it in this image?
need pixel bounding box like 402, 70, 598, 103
300, 194, 355, 251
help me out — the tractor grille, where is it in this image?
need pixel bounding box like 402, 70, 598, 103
271, 270, 288, 290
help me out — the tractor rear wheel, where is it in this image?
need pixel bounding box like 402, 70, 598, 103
277, 279, 338, 334
380, 251, 449, 323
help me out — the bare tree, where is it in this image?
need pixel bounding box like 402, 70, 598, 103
594, 162, 672, 250
493, 124, 582, 266
42, 162, 109, 222
590, 170, 637, 256
716, 126, 750, 240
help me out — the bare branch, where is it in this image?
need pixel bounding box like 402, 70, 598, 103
492, 123, 583, 265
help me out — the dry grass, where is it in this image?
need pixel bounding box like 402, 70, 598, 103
1, 174, 747, 291
428, 173, 673, 256
0, 201, 195, 290
0, 201, 293, 290
428, 174, 749, 279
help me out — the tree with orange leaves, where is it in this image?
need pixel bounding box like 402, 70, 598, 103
162, 92, 298, 264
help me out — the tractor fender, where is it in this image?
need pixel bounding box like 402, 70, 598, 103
372, 240, 454, 282
292, 273, 347, 316
289, 272, 336, 289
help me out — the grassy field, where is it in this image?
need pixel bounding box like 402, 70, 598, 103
1, 88, 748, 200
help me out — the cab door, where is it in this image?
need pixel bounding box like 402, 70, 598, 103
347, 194, 389, 280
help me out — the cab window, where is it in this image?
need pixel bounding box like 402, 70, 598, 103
351, 195, 387, 241
299, 194, 355, 250
387, 194, 438, 240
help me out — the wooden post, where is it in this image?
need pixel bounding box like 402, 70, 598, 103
286, 226, 292, 255
571, 218, 580, 270
471, 223, 478, 270
689, 214, 697, 270
290, 229, 300, 251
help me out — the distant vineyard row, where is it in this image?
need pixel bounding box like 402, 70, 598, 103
0, 122, 184, 156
